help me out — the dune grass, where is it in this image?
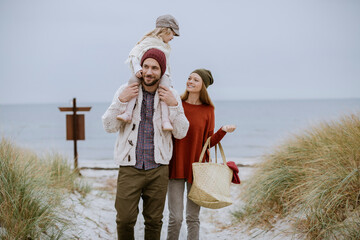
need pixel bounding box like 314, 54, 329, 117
234, 113, 360, 239
0, 138, 90, 239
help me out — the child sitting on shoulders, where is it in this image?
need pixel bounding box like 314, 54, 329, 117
117, 14, 180, 131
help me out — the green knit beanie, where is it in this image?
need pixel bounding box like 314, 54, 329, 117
191, 69, 214, 88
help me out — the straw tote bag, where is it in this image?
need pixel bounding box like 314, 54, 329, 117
188, 137, 233, 209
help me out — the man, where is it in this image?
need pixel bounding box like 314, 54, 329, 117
102, 48, 189, 240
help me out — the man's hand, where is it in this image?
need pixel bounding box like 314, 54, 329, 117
222, 125, 236, 133
158, 85, 178, 106
118, 82, 139, 103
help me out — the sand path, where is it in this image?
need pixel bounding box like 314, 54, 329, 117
63, 161, 298, 239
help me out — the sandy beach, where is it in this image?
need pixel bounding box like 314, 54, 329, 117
61, 159, 301, 240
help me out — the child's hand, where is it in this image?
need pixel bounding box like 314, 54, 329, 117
135, 70, 142, 78
222, 125, 236, 133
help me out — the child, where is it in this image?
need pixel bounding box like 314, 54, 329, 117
116, 14, 180, 131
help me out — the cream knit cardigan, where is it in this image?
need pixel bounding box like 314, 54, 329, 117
102, 83, 189, 166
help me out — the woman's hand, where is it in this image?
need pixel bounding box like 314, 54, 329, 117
158, 85, 178, 106
222, 125, 236, 133
118, 82, 139, 103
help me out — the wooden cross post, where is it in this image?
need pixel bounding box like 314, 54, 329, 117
58, 98, 91, 173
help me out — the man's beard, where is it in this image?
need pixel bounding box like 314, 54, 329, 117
142, 75, 160, 86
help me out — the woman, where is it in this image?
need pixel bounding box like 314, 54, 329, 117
165, 68, 236, 240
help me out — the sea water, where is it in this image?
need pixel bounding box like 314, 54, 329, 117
0, 99, 359, 166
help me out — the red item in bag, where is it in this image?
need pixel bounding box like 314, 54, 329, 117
226, 161, 241, 184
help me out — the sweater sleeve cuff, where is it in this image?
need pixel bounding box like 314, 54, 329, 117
112, 96, 128, 113
168, 103, 181, 122
210, 128, 227, 147
131, 56, 142, 74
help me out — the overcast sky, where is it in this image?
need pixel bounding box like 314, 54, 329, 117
0, 0, 359, 104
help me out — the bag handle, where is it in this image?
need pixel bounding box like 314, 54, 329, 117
198, 137, 227, 165
198, 137, 211, 163
216, 142, 227, 164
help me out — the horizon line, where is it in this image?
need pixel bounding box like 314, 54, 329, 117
1, 97, 360, 106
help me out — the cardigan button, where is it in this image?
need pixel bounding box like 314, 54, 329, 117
128, 140, 133, 146
128, 155, 131, 162
132, 124, 135, 131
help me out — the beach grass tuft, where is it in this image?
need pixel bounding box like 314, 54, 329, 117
0, 138, 90, 239
234, 113, 360, 239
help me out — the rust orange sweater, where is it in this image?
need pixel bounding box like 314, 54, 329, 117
169, 101, 226, 183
